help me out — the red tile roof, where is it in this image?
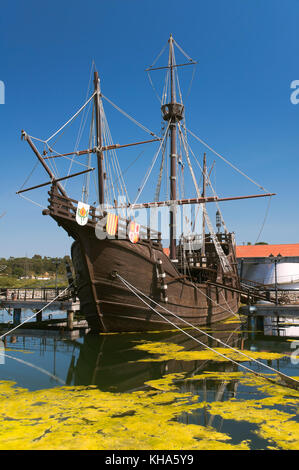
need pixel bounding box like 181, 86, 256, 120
236, 244, 299, 258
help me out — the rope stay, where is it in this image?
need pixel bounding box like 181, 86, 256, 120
183, 126, 273, 245
101, 93, 160, 139
100, 99, 131, 208
185, 138, 229, 235
184, 126, 270, 193
116, 273, 299, 390
154, 137, 168, 202
254, 195, 273, 244
45, 92, 96, 144
18, 193, 47, 210
131, 122, 170, 208
147, 39, 169, 70
64, 65, 96, 193
178, 123, 232, 273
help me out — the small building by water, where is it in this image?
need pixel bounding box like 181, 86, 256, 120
236, 244, 299, 303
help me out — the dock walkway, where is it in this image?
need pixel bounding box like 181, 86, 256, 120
0, 286, 80, 329
240, 304, 299, 317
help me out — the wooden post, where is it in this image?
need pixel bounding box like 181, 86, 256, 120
13, 308, 21, 325
36, 311, 42, 322
256, 316, 264, 331
248, 315, 256, 339
274, 259, 278, 305
67, 310, 74, 330
240, 258, 244, 281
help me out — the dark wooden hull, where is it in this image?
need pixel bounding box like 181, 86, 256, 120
52, 211, 239, 332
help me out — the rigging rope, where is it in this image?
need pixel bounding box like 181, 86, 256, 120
147, 39, 169, 69
254, 195, 273, 244
186, 140, 229, 234
178, 122, 232, 273
18, 193, 47, 210
45, 92, 96, 144
172, 37, 195, 63
184, 126, 270, 193
147, 71, 162, 104
63, 99, 93, 190
101, 94, 160, 139
132, 122, 170, 207
19, 161, 39, 191
154, 137, 168, 202
182, 249, 239, 318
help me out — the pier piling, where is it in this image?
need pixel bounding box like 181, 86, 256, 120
67, 310, 74, 330
13, 308, 21, 325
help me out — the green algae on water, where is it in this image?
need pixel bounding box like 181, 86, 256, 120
0, 360, 299, 450
133, 341, 286, 363
0, 380, 249, 450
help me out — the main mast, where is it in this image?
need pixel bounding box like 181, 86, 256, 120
161, 35, 184, 260
94, 71, 105, 205
202, 153, 207, 256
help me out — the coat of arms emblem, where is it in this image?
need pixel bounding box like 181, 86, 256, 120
106, 212, 119, 236
128, 221, 140, 244
76, 202, 90, 226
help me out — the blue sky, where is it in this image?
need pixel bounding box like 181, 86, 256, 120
0, 0, 299, 258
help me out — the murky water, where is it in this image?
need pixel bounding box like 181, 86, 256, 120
0, 312, 299, 450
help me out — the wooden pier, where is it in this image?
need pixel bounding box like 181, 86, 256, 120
240, 303, 299, 317
0, 287, 80, 330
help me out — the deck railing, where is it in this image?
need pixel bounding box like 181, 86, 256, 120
47, 185, 162, 242
0, 287, 69, 302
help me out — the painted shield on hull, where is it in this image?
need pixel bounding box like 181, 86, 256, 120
106, 212, 119, 236
76, 202, 90, 226
129, 221, 140, 244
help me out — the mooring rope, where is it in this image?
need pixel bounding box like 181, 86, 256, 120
116, 273, 299, 389
181, 249, 240, 319
0, 283, 74, 340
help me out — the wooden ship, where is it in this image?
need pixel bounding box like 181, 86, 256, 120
18, 35, 274, 332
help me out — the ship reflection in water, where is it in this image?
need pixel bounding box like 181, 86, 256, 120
0, 315, 299, 450
72, 322, 241, 393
